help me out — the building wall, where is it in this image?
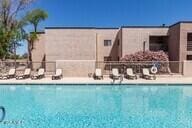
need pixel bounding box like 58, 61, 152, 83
43, 29, 97, 76
121, 28, 169, 56
168, 23, 192, 73
31, 22, 192, 76
31, 33, 46, 70
96, 29, 119, 61
56, 60, 95, 77
168, 24, 181, 61
45, 29, 96, 61
178, 23, 192, 75
179, 23, 192, 61
117, 29, 123, 59
168, 24, 181, 73
183, 61, 192, 76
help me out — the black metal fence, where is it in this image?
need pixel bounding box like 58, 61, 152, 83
96, 61, 184, 75
0, 61, 186, 76
0, 61, 56, 75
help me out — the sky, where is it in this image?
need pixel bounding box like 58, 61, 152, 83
17, 0, 192, 55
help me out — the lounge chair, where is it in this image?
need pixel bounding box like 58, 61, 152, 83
16, 68, 31, 80
142, 68, 156, 80
94, 68, 103, 80
52, 69, 63, 80
125, 68, 137, 80
0, 68, 16, 80
31, 68, 45, 80
111, 68, 121, 80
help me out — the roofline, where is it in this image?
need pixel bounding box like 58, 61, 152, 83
44, 21, 192, 30
170, 21, 192, 28
45, 26, 168, 29
121, 26, 169, 28
45, 27, 119, 30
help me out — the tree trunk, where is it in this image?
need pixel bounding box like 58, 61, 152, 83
14, 42, 16, 69
28, 41, 33, 69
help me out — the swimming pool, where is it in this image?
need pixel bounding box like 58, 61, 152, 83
0, 85, 192, 128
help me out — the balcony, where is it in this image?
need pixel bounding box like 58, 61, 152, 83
149, 36, 168, 52
187, 41, 192, 51
149, 43, 168, 52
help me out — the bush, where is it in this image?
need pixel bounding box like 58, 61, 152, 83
121, 51, 169, 62
121, 51, 170, 73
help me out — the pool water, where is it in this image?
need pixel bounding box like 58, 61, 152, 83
0, 85, 192, 128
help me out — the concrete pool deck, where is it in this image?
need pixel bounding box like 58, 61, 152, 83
0, 76, 191, 85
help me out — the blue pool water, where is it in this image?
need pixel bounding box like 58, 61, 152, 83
0, 85, 192, 128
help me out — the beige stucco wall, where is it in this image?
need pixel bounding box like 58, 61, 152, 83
168, 24, 181, 73
183, 61, 192, 76
56, 60, 95, 77
121, 28, 169, 56
43, 29, 97, 76
43, 28, 120, 76
31, 23, 192, 76
96, 29, 119, 61
168, 23, 192, 73
118, 29, 123, 59
45, 29, 96, 61
168, 24, 181, 61
180, 23, 192, 61
31, 33, 45, 70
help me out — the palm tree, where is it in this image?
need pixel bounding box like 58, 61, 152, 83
26, 9, 48, 33
25, 9, 48, 63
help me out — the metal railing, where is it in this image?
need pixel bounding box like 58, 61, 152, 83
96, 61, 184, 75
0, 61, 56, 75
149, 44, 168, 51
0, 60, 190, 76
187, 41, 192, 51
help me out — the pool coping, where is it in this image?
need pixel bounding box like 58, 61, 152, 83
0, 82, 192, 86
0, 77, 191, 86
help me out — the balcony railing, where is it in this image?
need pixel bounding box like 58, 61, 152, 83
149, 44, 168, 51
187, 41, 192, 51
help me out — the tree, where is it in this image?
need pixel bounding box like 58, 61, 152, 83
0, 0, 48, 65
25, 9, 48, 33
0, 24, 9, 59
24, 9, 48, 63
0, 0, 35, 60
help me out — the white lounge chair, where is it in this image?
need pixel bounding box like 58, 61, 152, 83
0, 68, 16, 80
31, 68, 45, 80
52, 69, 63, 80
94, 68, 103, 80
16, 68, 31, 80
142, 68, 156, 80
111, 68, 121, 80
125, 68, 137, 80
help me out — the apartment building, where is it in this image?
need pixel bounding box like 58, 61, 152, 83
32, 21, 192, 76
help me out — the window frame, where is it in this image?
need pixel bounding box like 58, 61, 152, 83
104, 40, 112, 47
187, 33, 192, 41
187, 33, 192, 51
187, 55, 192, 60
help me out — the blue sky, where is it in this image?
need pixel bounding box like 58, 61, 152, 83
18, 0, 192, 55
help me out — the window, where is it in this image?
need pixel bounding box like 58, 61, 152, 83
149, 36, 168, 52
104, 56, 112, 61
187, 33, 192, 41
104, 40, 112, 46
187, 55, 192, 60
187, 33, 192, 51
